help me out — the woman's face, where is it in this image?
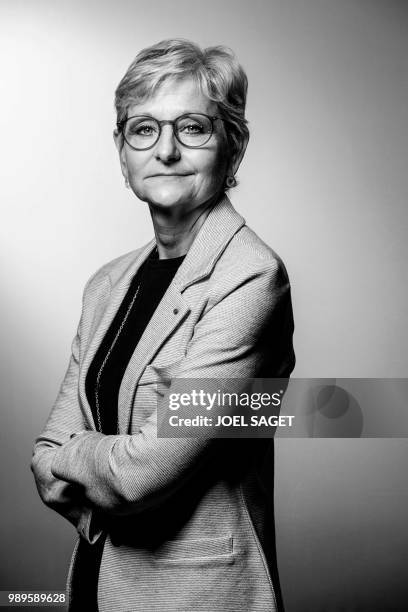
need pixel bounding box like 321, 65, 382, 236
115, 78, 229, 212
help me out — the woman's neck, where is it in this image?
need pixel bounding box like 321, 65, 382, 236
148, 195, 219, 259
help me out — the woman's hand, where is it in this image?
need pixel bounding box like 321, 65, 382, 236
31, 448, 89, 529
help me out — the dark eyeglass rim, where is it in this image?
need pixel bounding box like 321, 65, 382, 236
116, 112, 225, 150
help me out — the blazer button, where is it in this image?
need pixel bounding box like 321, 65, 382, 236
173, 308, 179, 315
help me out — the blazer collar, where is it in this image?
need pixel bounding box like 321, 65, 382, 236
174, 194, 245, 290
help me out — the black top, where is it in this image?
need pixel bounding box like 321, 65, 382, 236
85, 248, 186, 434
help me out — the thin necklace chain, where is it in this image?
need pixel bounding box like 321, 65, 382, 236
94, 283, 141, 434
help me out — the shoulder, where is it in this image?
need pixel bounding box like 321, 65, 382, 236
209, 223, 291, 299
234, 224, 289, 275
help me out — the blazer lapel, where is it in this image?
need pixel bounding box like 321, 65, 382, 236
117, 283, 190, 433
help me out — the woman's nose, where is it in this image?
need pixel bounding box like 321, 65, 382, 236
154, 124, 181, 162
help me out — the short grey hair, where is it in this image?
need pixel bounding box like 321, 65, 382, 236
115, 39, 249, 181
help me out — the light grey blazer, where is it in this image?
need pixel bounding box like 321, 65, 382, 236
31, 195, 295, 612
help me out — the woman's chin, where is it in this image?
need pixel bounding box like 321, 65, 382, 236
145, 188, 194, 210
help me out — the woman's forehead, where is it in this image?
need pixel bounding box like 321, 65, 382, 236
126, 77, 218, 118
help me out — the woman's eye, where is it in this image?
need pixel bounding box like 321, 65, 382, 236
127, 122, 157, 137
135, 125, 156, 136
138, 125, 154, 136
180, 122, 203, 134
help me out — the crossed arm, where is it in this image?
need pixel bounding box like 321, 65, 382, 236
30, 319, 105, 542
31, 259, 295, 540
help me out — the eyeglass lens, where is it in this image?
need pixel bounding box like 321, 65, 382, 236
123, 114, 213, 149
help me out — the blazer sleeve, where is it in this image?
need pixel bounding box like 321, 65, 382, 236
30, 272, 106, 544
50, 257, 295, 515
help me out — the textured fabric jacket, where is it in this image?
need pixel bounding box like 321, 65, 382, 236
31, 195, 295, 612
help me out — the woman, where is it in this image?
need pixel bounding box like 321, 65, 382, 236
31, 39, 295, 612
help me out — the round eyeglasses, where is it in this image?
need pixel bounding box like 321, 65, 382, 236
117, 113, 222, 150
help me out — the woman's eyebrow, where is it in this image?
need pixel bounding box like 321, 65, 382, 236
127, 109, 211, 118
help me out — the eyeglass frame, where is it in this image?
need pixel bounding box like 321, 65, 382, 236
116, 112, 225, 151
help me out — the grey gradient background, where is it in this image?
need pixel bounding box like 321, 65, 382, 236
1, 1, 407, 610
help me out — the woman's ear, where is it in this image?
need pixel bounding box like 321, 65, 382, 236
113, 129, 129, 181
